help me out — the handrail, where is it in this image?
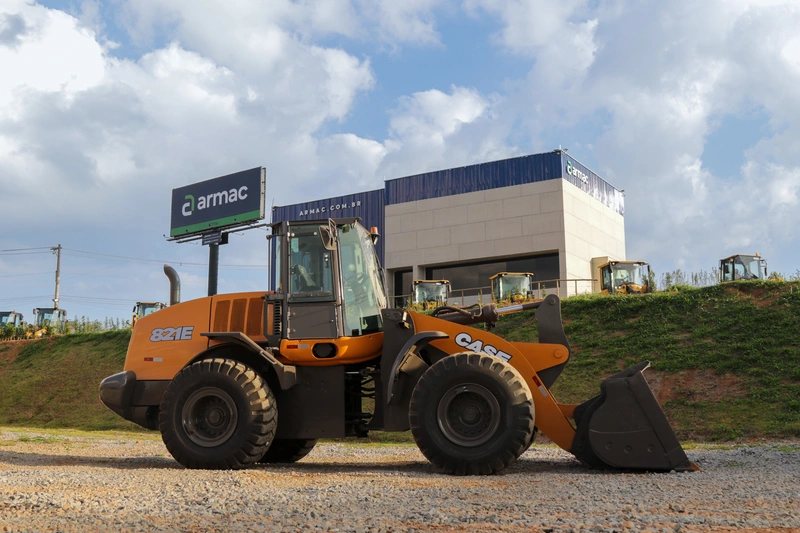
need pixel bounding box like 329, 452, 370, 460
393, 277, 598, 307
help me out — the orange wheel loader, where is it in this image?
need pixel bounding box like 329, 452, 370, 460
100, 218, 696, 474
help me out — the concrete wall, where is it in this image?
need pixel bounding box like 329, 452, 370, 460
384, 177, 624, 298
562, 180, 627, 295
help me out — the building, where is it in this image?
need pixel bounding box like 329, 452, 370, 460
271, 150, 626, 305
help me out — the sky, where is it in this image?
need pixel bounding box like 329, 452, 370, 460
2, 0, 800, 323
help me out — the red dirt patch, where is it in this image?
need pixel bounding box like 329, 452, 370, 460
0, 341, 26, 379
645, 368, 747, 404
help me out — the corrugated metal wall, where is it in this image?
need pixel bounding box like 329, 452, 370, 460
271, 189, 386, 262
384, 151, 624, 216
385, 152, 564, 205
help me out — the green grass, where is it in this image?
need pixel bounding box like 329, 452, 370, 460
0, 281, 798, 441
0, 330, 140, 431
497, 281, 800, 440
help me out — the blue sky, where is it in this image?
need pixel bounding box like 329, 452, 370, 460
2, 0, 800, 322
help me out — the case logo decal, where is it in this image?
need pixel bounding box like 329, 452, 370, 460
455, 332, 512, 362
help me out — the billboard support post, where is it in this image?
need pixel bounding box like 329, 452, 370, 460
208, 243, 219, 296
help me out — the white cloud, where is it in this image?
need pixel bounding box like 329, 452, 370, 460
471, 0, 800, 274
0, 2, 106, 114
354, 0, 446, 47
376, 85, 518, 179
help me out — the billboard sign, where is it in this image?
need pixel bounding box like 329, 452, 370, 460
170, 167, 266, 238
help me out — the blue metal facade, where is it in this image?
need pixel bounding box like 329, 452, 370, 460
271, 189, 386, 261
385, 152, 563, 205
384, 151, 623, 216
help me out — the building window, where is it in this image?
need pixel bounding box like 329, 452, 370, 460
426, 253, 559, 301
393, 269, 413, 308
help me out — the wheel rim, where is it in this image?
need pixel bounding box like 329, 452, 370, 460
181, 387, 238, 447
437, 384, 501, 447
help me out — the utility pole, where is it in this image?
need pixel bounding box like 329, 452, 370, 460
52, 244, 61, 309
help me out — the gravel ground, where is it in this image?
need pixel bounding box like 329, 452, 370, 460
0, 429, 798, 533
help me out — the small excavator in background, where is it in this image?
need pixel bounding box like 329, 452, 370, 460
0, 311, 24, 328
490, 272, 537, 304
719, 253, 768, 282
132, 302, 167, 328
27, 307, 67, 338
595, 259, 652, 295
410, 279, 450, 310
101, 218, 695, 475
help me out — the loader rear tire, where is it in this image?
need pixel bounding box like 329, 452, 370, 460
409, 352, 534, 475
259, 438, 318, 463
159, 358, 277, 470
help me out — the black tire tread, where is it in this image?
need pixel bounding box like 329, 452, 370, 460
159, 358, 277, 470
409, 352, 534, 476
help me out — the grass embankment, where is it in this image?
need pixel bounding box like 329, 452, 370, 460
499, 281, 800, 440
0, 281, 798, 440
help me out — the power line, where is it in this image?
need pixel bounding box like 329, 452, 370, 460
0, 250, 53, 256
0, 247, 53, 253
62, 248, 264, 268
0, 272, 52, 278
60, 294, 133, 304
1, 246, 265, 268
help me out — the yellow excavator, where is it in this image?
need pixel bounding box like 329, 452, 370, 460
101, 218, 695, 474
0, 311, 24, 328
490, 272, 537, 304
719, 253, 768, 282
596, 260, 652, 295
132, 302, 167, 328
410, 279, 450, 310
27, 307, 67, 338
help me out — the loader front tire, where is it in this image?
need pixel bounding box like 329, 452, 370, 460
409, 352, 534, 475
159, 358, 277, 469
259, 438, 318, 463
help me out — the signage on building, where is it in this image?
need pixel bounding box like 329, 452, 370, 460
170, 167, 266, 237
299, 200, 362, 217
566, 160, 589, 185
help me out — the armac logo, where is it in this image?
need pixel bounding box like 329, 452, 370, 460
183, 186, 249, 217
566, 160, 589, 185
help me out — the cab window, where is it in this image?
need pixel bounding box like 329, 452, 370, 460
288, 229, 334, 302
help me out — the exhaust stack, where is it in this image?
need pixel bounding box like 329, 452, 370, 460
164, 264, 181, 305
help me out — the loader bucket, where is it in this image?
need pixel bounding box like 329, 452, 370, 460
571, 361, 697, 472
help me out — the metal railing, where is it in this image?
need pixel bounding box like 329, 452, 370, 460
393, 278, 597, 308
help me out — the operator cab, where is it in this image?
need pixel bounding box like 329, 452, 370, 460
411, 280, 450, 309
33, 307, 66, 329
490, 272, 535, 303
719, 254, 767, 282
132, 302, 166, 327
269, 218, 387, 340
0, 311, 24, 328
599, 261, 651, 294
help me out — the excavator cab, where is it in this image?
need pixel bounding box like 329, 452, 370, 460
411, 280, 450, 310
29, 307, 67, 338
0, 311, 24, 328
101, 217, 694, 475
132, 302, 166, 328
599, 261, 651, 294
490, 272, 535, 304
719, 254, 767, 282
